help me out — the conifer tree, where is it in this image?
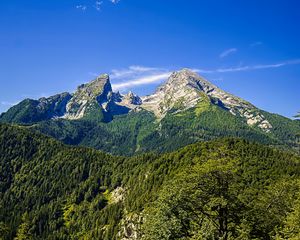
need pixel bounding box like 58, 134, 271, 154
14, 213, 32, 240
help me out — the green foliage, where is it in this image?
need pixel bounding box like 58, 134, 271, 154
32, 110, 157, 156
0, 222, 10, 240
14, 213, 32, 240
261, 111, 300, 149
0, 94, 71, 124
1, 97, 299, 156
141, 141, 300, 240
275, 188, 300, 239
1, 124, 300, 239
81, 100, 111, 122
142, 160, 241, 239
25, 104, 300, 157
0, 99, 41, 124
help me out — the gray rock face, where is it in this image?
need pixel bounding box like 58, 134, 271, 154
63, 74, 113, 119
115, 91, 142, 111
37, 92, 72, 118
125, 91, 143, 105
0, 92, 72, 124
141, 69, 204, 117
141, 69, 272, 132
118, 211, 142, 240
0, 69, 273, 132
62, 74, 143, 119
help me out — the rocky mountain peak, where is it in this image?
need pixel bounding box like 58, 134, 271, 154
124, 91, 142, 105
166, 68, 218, 94
141, 69, 212, 117
63, 74, 113, 120
37, 92, 72, 117
0, 69, 273, 132
169, 68, 202, 82
142, 68, 273, 132
77, 74, 112, 98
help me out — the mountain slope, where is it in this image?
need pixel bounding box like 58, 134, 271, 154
0, 93, 72, 124
1, 69, 299, 155
30, 106, 283, 156
142, 69, 272, 132
0, 74, 142, 124
1, 124, 300, 239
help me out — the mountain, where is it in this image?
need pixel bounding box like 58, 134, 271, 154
0, 69, 273, 132
1, 69, 300, 155
0, 92, 72, 123
0, 74, 142, 124
142, 69, 272, 132
1, 123, 300, 239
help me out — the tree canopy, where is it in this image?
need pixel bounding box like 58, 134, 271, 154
1, 124, 300, 239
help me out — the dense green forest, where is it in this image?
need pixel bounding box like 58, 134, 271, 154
26, 105, 300, 156
1, 123, 300, 239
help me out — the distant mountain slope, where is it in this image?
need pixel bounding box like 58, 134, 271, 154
0, 74, 142, 124
1, 69, 299, 155
0, 93, 72, 123
142, 69, 272, 132
1, 124, 300, 239
31, 106, 295, 156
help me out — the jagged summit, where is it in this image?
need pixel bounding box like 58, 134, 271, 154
63, 74, 113, 120
63, 74, 144, 120
0, 68, 272, 131
141, 69, 206, 116
2, 68, 300, 159
142, 68, 272, 131
76, 74, 112, 96
165, 68, 216, 89
142, 69, 218, 114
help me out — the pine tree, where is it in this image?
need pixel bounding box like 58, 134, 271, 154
14, 213, 32, 240
0, 222, 9, 240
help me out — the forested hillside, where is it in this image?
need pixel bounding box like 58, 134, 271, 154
1, 123, 300, 239
30, 106, 300, 156
1, 70, 300, 156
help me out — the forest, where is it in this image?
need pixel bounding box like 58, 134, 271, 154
1, 123, 300, 239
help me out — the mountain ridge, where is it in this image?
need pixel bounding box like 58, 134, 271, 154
142, 69, 272, 132
0, 69, 275, 131
1, 68, 299, 155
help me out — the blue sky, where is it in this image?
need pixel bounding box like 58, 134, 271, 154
0, 0, 299, 117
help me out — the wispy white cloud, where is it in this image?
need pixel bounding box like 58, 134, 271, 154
110, 59, 300, 90
110, 65, 171, 91
217, 59, 300, 73
112, 73, 171, 90
95, 1, 103, 11
194, 59, 300, 74
110, 0, 120, 4
76, 5, 87, 11
76, 0, 119, 12
192, 68, 213, 74
215, 66, 250, 73
219, 48, 238, 58
111, 65, 166, 79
